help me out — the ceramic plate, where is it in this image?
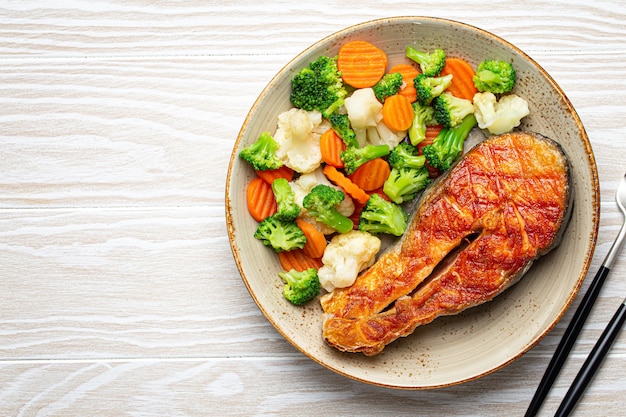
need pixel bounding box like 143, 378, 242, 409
225, 17, 599, 389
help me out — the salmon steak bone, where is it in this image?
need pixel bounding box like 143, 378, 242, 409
321, 132, 572, 356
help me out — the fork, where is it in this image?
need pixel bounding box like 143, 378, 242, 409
525, 172, 626, 417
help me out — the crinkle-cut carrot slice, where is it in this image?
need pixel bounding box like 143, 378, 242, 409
337, 40, 388, 89
382, 94, 415, 131
278, 249, 323, 272
348, 158, 390, 192
255, 165, 294, 185
320, 128, 345, 168
247, 177, 277, 222
440, 57, 478, 101
389, 63, 420, 103
322, 165, 370, 205
296, 218, 327, 259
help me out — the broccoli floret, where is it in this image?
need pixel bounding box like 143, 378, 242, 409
290, 55, 348, 119
422, 113, 477, 172
278, 268, 321, 306
340, 144, 390, 175
405, 46, 447, 77
358, 193, 408, 236
433, 92, 475, 128
414, 73, 453, 105
253, 214, 306, 252
239, 131, 283, 171
473, 60, 516, 94
302, 184, 354, 234
382, 142, 431, 204
383, 165, 431, 204
271, 177, 300, 222
329, 113, 358, 148
372, 72, 403, 101
408, 101, 435, 146
388, 142, 426, 170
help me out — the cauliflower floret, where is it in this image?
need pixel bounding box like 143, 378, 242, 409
274, 108, 328, 173
290, 167, 355, 235
291, 167, 332, 199
473, 92, 530, 135
367, 119, 406, 149
318, 230, 382, 292
344, 88, 383, 147
345, 88, 406, 148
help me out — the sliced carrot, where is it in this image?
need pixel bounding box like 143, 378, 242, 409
440, 57, 478, 101
337, 40, 388, 89
388, 63, 420, 103
348, 157, 390, 191
295, 218, 327, 259
382, 94, 414, 131
255, 165, 294, 185
278, 248, 323, 272
319, 128, 345, 168
322, 165, 370, 205
247, 177, 277, 222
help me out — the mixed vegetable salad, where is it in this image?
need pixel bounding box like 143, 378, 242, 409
239, 39, 530, 306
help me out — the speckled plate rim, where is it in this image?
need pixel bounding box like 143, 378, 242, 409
225, 16, 600, 389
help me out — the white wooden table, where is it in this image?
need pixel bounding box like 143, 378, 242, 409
1, 2, 625, 416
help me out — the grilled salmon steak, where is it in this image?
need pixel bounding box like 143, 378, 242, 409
321, 132, 572, 356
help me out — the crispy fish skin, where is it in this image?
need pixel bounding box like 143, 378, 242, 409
321, 132, 572, 355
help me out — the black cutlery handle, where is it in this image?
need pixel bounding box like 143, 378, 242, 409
524, 265, 611, 417
554, 300, 626, 417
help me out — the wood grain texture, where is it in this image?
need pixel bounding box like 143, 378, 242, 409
1, 1, 625, 416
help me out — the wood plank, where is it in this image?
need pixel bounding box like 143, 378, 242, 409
0, 3, 623, 56
1, 355, 625, 416
0, 206, 297, 359
0, 56, 271, 208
